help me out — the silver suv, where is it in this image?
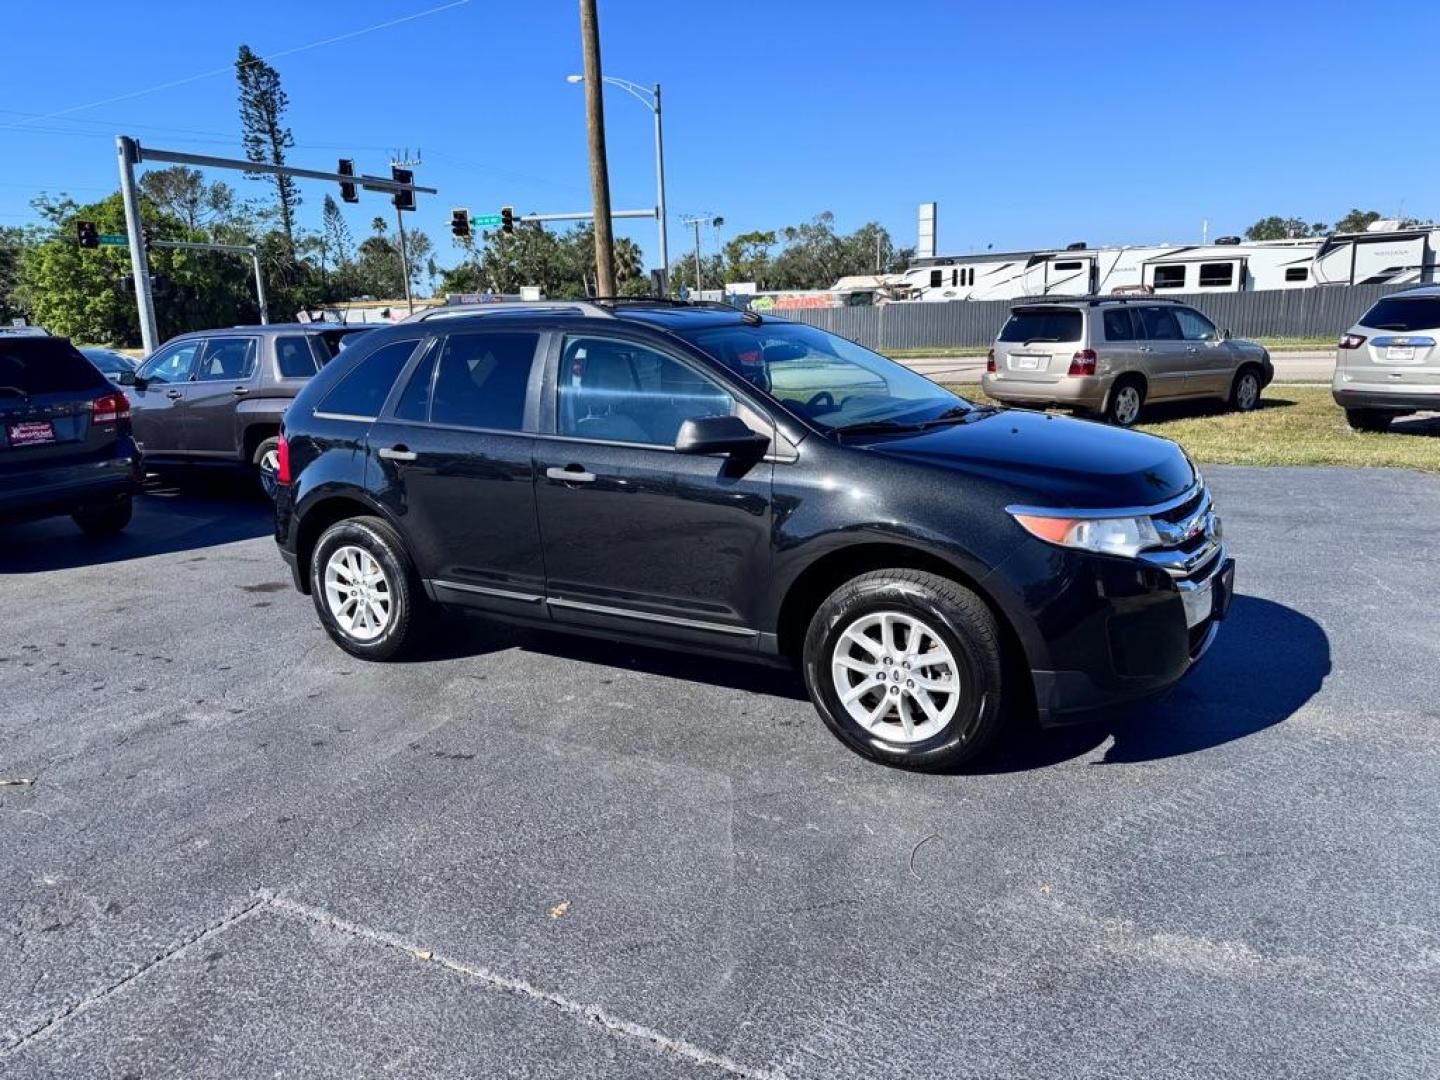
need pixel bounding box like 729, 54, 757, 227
1333, 286, 1440, 431
982, 297, 1273, 427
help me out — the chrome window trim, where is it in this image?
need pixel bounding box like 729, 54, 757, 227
311, 411, 377, 423
546, 596, 756, 637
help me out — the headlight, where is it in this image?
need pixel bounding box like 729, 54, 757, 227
1009, 510, 1161, 558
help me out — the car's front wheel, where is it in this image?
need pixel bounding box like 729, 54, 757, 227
1230, 367, 1262, 412
1104, 378, 1145, 427
802, 569, 1008, 771
309, 516, 427, 660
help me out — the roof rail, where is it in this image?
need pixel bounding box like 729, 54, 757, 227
583, 296, 741, 312
401, 300, 616, 323
1013, 294, 1185, 307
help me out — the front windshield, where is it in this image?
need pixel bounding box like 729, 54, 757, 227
681, 321, 971, 432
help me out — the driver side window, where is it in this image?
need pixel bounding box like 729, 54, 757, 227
558, 336, 733, 447
138, 341, 200, 384
1174, 308, 1219, 342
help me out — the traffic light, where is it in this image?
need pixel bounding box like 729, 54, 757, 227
451, 208, 471, 241
337, 159, 358, 203
501, 206, 514, 235
76, 221, 99, 249
141, 225, 154, 252
392, 166, 415, 212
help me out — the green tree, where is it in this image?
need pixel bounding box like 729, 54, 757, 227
439, 222, 646, 298
723, 230, 776, 286
321, 195, 354, 269
0, 226, 27, 324
1333, 208, 1382, 234
1245, 216, 1327, 241
236, 44, 300, 255
139, 166, 237, 234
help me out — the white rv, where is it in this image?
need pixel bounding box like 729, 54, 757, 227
898, 225, 1440, 301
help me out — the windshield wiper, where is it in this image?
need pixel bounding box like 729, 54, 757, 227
834, 418, 929, 436
0, 385, 30, 398
1021, 337, 1059, 345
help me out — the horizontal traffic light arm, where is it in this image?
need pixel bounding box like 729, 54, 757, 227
135, 144, 437, 195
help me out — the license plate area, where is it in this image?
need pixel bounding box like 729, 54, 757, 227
5, 421, 57, 447
1385, 345, 1417, 363
1010, 354, 1045, 371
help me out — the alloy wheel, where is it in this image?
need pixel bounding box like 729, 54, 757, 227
323, 545, 393, 642
830, 611, 960, 744
1113, 386, 1141, 426
1236, 373, 1259, 411
258, 448, 280, 499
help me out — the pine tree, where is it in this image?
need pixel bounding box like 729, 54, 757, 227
236, 44, 300, 255
322, 195, 353, 267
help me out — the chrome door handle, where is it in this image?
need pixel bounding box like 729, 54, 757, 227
165, 389, 183, 399
378, 446, 417, 462
231, 386, 249, 396
546, 466, 596, 483
1137, 346, 1153, 353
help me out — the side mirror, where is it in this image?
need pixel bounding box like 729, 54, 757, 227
1222, 328, 1232, 340
674, 414, 769, 457
118, 369, 137, 386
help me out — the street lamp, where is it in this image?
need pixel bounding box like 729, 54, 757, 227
567, 73, 669, 295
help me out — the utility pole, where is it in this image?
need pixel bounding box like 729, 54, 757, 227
116, 137, 158, 353
579, 0, 616, 297
652, 82, 669, 295
682, 214, 721, 295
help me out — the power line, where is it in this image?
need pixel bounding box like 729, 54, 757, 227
0, 0, 472, 134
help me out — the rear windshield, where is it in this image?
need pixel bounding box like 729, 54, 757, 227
0, 339, 108, 396
1358, 296, 1440, 334
998, 308, 1083, 344
315, 328, 369, 360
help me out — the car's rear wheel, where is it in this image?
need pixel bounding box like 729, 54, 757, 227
1345, 408, 1394, 433
253, 436, 281, 500
310, 516, 427, 660
802, 569, 1008, 771
1104, 378, 1145, 427
1230, 367, 1262, 412
71, 494, 133, 536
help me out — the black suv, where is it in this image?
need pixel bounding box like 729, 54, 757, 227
274, 301, 1234, 770
126, 324, 367, 497
1, 335, 141, 534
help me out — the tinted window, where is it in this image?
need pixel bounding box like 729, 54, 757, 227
1102, 309, 1136, 341
81, 348, 137, 376
1053, 260, 1084, 271
1152, 265, 1186, 290
0, 339, 108, 395
1137, 306, 1182, 341
1358, 296, 1440, 333
276, 335, 319, 378
998, 309, 1083, 344
429, 332, 536, 430
559, 336, 732, 446
138, 341, 200, 384
1174, 308, 1219, 341
317, 339, 419, 418
1198, 262, 1234, 288
1285, 267, 1309, 282
392, 343, 437, 423
194, 337, 257, 381
929, 270, 942, 288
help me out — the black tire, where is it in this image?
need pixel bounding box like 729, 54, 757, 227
71, 494, 133, 536
1103, 377, 1145, 427
1229, 366, 1262, 412
309, 515, 428, 661
252, 436, 281, 501
1345, 408, 1393, 433
801, 569, 1009, 771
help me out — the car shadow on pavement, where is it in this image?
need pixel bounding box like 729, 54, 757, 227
0, 475, 273, 575
978, 595, 1331, 772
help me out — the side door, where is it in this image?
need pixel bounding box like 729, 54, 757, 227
365, 330, 548, 615
129, 339, 201, 456
1133, 306, 1191, 400
1172, 307, 1234, 397
1098, 306, 1146, 380
187, 335, 259, 456
533, 332, 774, 646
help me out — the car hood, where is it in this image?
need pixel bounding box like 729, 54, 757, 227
856, 408, 1196, 509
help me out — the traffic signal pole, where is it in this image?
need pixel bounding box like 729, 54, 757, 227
116, 137, 159, 354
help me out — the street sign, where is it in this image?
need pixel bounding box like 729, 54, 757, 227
471, 214, 502, 227
98, 234, 128, 246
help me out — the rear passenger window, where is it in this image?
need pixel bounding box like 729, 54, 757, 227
275, 336, 319, 378
429, 332, 537, 431
1102, 309, 1136, 341
1137, 307, 1182, 341
317, 339, 419, 419
194, 338, 257, 381
392, 344, 438, 423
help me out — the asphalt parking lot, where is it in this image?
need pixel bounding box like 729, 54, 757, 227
2, 467, 1438, 1079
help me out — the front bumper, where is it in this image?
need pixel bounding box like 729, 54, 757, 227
1031, 552, 1234, 724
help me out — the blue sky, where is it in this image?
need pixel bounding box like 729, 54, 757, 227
1, 0, 1433, 271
